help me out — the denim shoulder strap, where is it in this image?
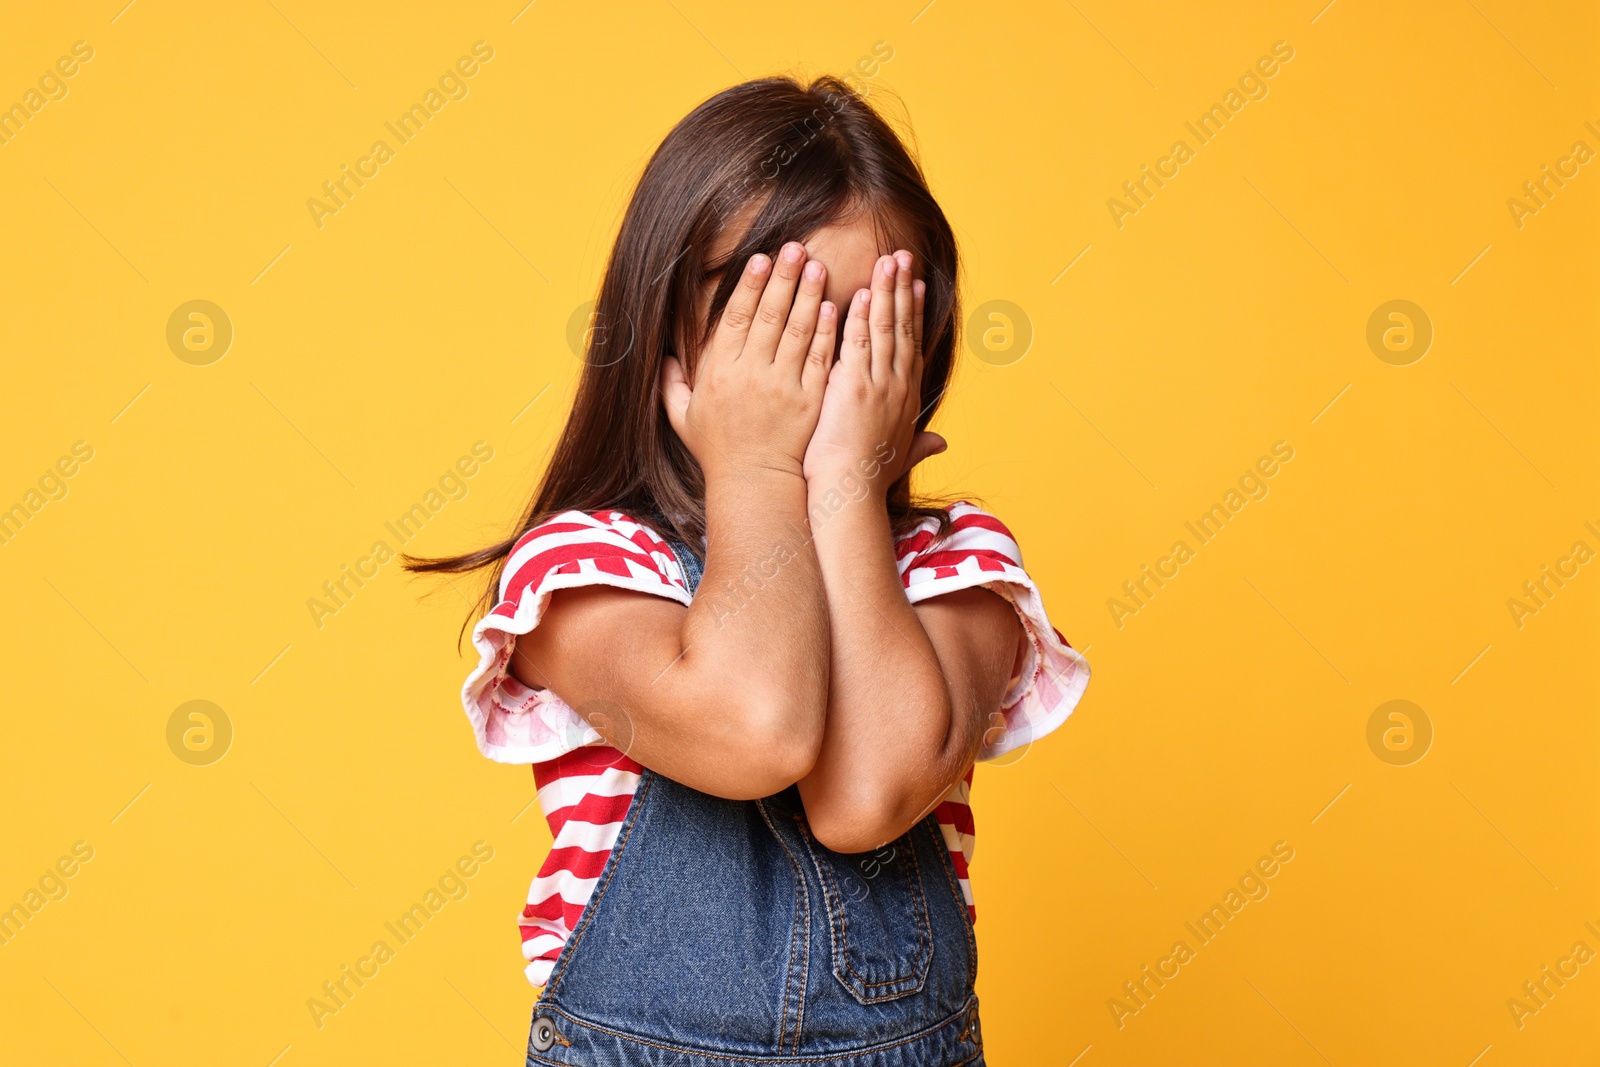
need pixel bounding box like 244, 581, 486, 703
666, 537, 704, 596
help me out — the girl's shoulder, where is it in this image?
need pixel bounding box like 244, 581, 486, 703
464, 508, 691, 766
893, 500, 1092, 762
497, 508, 692, 608
893, 500, 1029, 592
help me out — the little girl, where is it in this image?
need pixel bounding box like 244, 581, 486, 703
409, 75, 1089, 1066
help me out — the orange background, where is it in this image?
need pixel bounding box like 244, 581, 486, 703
0, 1, 1595, 1064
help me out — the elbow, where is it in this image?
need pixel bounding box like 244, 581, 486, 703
802, 783, 910, 855
756, 690, 826, 785
711, 692, 826, 801
803, 691, 963, 854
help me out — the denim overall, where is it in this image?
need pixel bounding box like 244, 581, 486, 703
524, 533, 984, 1066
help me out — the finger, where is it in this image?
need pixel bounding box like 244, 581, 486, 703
659, 355, 692, 440
911, 277, 926, 371
746, 241, 808, 363
709, 253, 772, 362
801, 299, 838, 395
909, 277, 927, 414
868, 254, 898, 382
892, 250, 916, 377
840, 287, 873, 367
776, 257, 827, 379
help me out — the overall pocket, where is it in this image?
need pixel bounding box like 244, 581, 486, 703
794, 812, 933, 1004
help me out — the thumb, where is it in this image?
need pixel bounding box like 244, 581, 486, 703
905, 431, 947, 472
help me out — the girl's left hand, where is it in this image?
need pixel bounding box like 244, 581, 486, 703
801, 249, 946, 491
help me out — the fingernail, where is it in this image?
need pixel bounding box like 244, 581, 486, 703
819, 301, 835, 320
782, 242, 804, 263
913, 279, 925, 298
803, 260, 823, 280
896, 251, 912, 272
881, 256, 897, 279
750, 254, 770, 274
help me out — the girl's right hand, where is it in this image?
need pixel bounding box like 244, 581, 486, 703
662, 242, 837, 483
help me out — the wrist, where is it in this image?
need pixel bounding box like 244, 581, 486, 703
805, 441, 899, 497
702, 450, 807, 485
806, 469, 888, 510
806, 472, 890, 540
705, 463, 809, 518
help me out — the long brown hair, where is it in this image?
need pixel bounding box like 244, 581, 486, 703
405, 74, 961, 631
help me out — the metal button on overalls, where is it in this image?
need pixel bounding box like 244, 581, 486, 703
529, 1015, 559, 1052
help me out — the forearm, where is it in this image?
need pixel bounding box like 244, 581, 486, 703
674, 467, 831, 761
797, 488, 968, 851
507, 469, 828, 799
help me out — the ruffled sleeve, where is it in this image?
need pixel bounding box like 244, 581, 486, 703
896, 501, 1091, 761
461, 509, 691, 764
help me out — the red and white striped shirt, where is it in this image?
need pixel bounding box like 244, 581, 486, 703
461, 502, 1089, 987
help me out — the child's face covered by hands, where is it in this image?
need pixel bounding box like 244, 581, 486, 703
800, 220, 915, 358
666, 214, 945, 493
800, 221, 946, 490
